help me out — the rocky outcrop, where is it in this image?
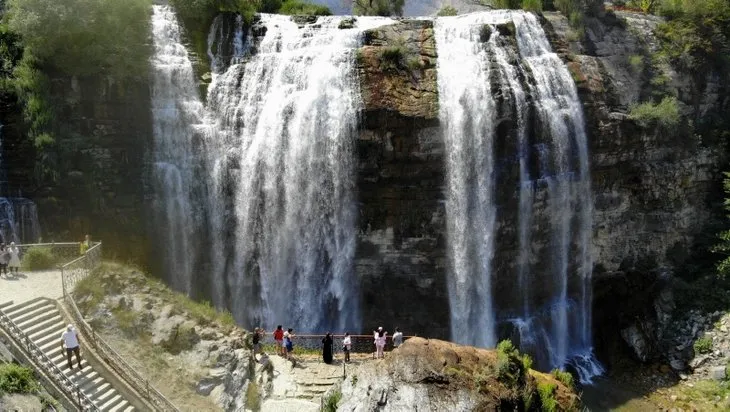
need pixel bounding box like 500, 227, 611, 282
337, 337, 580, 411
355, 20, 449, 338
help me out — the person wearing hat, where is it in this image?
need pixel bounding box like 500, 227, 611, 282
8, 242, 21, 274
60, 324, 82, 370
373, 326, 387, 359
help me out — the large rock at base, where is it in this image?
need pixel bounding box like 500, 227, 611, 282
338, 338, 579, 411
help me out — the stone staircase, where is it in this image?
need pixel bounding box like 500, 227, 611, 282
0, 298, 135, 411
262, 355, 344, 411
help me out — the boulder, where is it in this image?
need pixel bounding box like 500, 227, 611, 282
710, 366, 727, 381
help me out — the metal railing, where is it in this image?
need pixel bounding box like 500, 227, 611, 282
61, 243, 179, 412
0, 303, 99, 411
259, 333, 413, 354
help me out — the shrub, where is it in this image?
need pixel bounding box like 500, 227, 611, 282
629, 54, 644, 72
379, 45, 405, 71
694, 336, 713, 354
522, 0, 543, 13
0, 363, 39, 394
629, 96, 681, 129
323, 388, 342, 412
521, 354, 533, 370
537, 382, 558, 412
21, 246, 55, 271
497, 339, 517, 355
279, 0, 332, 15
493, 0, 521, 9
437, 5, 458, 15
550, 368, 575, 389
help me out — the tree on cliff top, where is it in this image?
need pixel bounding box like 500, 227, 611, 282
352, 0, 404, 16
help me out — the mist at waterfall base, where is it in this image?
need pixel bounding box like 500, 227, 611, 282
150, 7, 602, 381
0, 123, 41, 244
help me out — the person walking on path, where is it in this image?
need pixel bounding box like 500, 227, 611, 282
8, 242, 21, 274
342, 332, 352, 363
252, 327, 262, 361
374, 326, 387, 359
60, 324, 82, 370
0, 244, 9, 277
273, 325, 284, 356
322, 332, 334, 364
392, 327, 403, 348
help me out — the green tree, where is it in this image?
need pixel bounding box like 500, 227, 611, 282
352, 0, 404, 16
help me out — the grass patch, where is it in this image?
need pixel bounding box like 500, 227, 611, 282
537, 381, 558, 412
20, 246, 55, 271
0, 363, 40, 394
694, 336, 713, 354
245, 381, 261, 411
550, 369, 574, 389
322, 388, 342, 412
73, 273, 106, 312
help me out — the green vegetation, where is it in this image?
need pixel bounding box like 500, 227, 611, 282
521, 0, 543, 13
278, 0, 331, 15
0, 363, 40, 394
537, 381, 559, 412
322, 388, 342, 412
628, 96, 680, 129
437, 5, 458, 16
245, 381, 261, 411
352, 0, 404, 16
20, 246, 55, 270
550, 368, 574, 389
693, 336, 713, 354
629, 54, 644, 72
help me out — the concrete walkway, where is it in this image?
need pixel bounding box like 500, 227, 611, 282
0, 270, 63, 305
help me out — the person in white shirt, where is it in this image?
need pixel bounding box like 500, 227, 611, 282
342, 332, 352, 363
8, 242, 21, 274
392, 327, 403, 348
60, 324, 82, 370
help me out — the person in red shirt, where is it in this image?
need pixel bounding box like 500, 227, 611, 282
273, 325, 284, 356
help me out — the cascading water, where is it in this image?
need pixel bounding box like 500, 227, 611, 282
150, 5, 207, 294
436, 11, 603, 382
201, 14, 393, 331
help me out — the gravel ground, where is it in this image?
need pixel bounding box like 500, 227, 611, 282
0, 270, 63, 305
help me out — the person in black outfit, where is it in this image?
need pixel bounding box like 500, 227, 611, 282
322, 332, 334, 364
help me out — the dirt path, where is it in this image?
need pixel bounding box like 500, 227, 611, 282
0, 270, 63, 305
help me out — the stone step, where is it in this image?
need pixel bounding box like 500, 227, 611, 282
108, 399, 133, 412
99, 393, 125, 411
12, 302, 56, 325
0, 300, 14, 310
3, 298, 50, 317
23, 315, 62, 337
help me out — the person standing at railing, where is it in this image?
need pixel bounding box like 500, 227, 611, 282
0, 243, 9, 277
79, 234, 91, 255
322, 332, 334, 364
342, 332, 352, 363
60, 324, 83, 370
8, 242, 21, 275
284, 328, 294, 360
374, 327, 387, 359
392, 327, 403, 349
273, 325, 285, 356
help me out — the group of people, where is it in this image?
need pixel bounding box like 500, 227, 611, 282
0, 242, 22, 276
249, 325, 406, 365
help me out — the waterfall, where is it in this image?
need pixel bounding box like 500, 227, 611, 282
150, 5, 207, 294
202, 14, 394, 331
436, 11, 602, 382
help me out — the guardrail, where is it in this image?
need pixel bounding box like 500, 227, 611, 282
0, 303, 99, 411
61, 243, 179, 412
259, 333, 413, 354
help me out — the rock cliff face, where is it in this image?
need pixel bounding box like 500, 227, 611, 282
0, 74, 152, 258
355, 20, 449, 337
